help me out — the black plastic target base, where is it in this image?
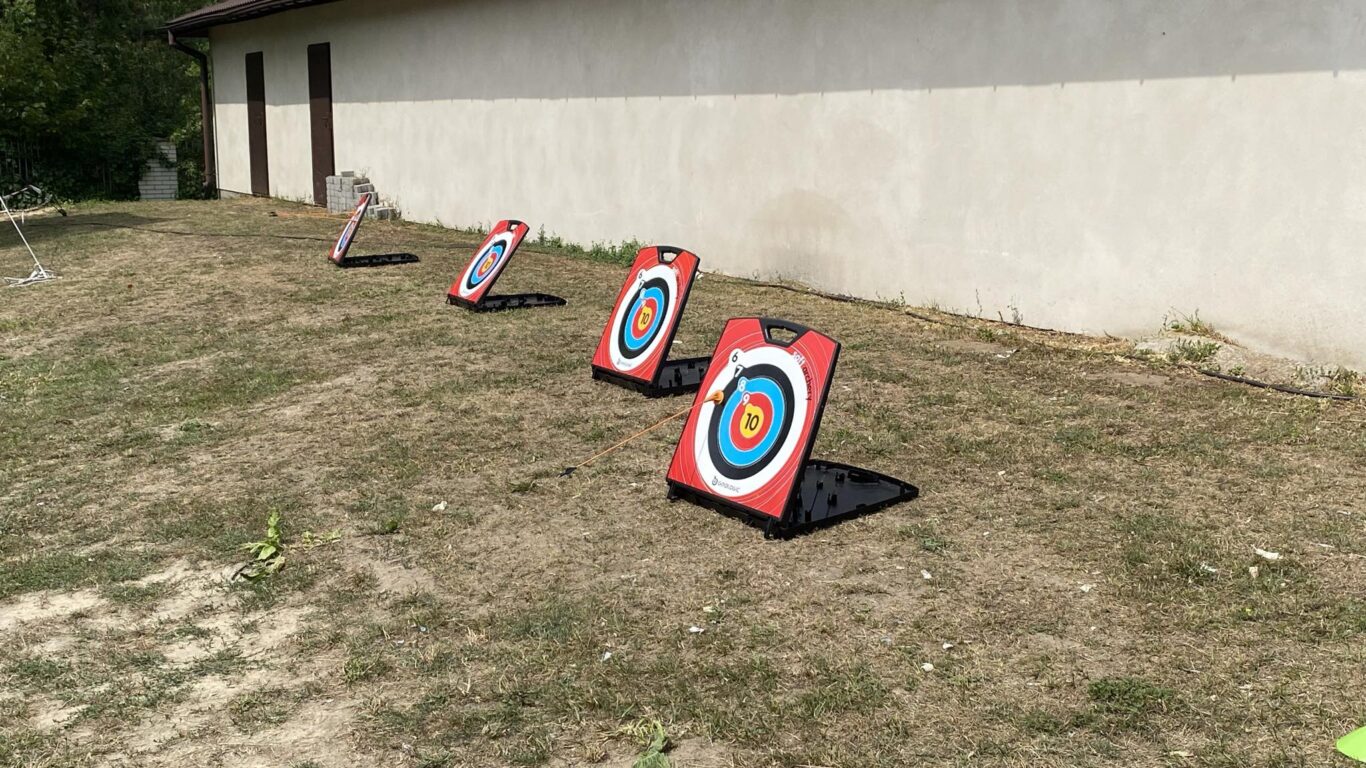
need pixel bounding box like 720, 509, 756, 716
336, 253, 420, 269
592, 357, 710, 398
792, 460, 918, 533
668, 460, 918, 538
448, 293, 567, 312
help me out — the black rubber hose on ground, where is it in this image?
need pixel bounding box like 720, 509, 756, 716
1195, 368, 1357, 401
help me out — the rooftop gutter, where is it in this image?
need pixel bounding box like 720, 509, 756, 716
165, 0, 345, 37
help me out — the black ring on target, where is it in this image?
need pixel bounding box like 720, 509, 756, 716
464, 241, 507, 293
615, 276, 671, 361
707, 363, 795, 481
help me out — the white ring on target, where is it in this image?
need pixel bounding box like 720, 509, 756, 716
331, 194, 369, 261
607, 263, 679, 373
692, 345, 809, 499
457, 230, 516, 299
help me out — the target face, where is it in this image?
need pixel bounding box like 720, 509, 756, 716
592, 247, 699, 384
449, 220, 529, 304
668, 318, 840, 521
329, 192, 371, 263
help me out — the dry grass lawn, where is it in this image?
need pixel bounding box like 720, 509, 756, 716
0, 198, 1363, 768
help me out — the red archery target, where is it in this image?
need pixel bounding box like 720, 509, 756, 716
667, 318, 840, 521
329, 192, 371, 263
449, 220, 529, 305
591, 247, 700, 385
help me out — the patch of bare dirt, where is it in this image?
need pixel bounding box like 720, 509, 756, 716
243, 697, 373, 768
29, 696, 83, 731
21, 542, 436, 765
1083, 370, 1171, 388
0, 586, 107, 634
121, 668, 277, 752
359, 547, 438, 597
936, 338, 1018, 356
667, 737, 735, 767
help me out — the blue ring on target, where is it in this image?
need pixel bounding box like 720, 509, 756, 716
467, 243, 506, 288
623, 285, 667, 352
335, 221, 358, 256
717, 376, 787, 469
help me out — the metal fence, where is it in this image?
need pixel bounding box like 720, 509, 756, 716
0, 139, 115, 197
0, 139, 39, 187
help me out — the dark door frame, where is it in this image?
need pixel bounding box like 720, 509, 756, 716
307, 42, 335, 207
245, 51, 269, 197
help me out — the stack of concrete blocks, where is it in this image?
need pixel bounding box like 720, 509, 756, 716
326, 171, 398, 219
138, 141, 179, 200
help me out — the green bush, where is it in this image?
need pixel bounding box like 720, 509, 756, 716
0, 0, 206, 200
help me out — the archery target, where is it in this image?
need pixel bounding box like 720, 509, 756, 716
610, 265, 677, 370
449, 220, 528, 304
592, 247, 699, 385
667, 318, 840, 522
694, 346, 808, 496
329, 192, 370, 263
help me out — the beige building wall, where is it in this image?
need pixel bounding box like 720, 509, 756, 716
209, 0, 1366, 368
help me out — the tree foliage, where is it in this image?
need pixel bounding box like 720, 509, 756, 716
0, 0, 207, 199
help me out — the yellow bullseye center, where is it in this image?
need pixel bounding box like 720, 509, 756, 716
740, 404, 765, 439
635, 305, 654, 332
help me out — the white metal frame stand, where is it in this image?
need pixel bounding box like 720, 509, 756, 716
2, 185, 59, 287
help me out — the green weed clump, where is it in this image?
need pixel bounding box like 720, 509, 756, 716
533, 226, 643, 265
621, 719, 671, 768
1167, 339, 1221, 365
239, 511, 285, 579
1165, 310, 1218, 337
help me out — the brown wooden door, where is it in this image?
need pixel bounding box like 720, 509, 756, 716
245, 51, 269, 197
307, 43, 335, 207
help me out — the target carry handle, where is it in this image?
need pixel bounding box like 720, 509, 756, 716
655, 246, 686, 264
759, 317, 812, 347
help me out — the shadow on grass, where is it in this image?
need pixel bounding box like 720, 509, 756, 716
0, 210, 335, 246
0, 212, 175, 247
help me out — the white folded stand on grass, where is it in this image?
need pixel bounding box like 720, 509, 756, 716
2, 185, 59, 288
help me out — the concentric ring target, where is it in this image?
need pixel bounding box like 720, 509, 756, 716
692, 346, 809, 498
619, 279, 667, 356
607, 264, 679, 372
331, 219, 359, 261
469, 243, 504, 286
331, 195, 368, 262
458, 235, 513, 297
708, 363, 794, 479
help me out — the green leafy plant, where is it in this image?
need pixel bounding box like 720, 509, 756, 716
1087, 676, 1173, 717
368, 515, 403, 536
1326, 367, 1360, 397
526, 226, 642, 265
239, 510, 285, 579
1165, 310, 1218, 337
1166, 339, 1221, 365
621, 718, 671, 768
